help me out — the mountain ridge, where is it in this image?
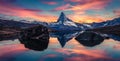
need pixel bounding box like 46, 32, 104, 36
91, 17, 120, 28
0, 12, 120, 31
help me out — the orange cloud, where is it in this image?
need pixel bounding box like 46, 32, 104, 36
68, 14, 104, 23
54, 0, 111, 12
0, 0, 112, 23
52, 0, 111, 23
70, 0, 110, 12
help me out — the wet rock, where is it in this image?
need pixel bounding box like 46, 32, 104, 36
18, 25, 49, 51
75, 31, 104, 47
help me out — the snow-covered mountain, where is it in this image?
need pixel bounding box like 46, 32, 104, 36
91, 17, 120, 28
0, 12, 92, 31
47, 12, 91, 31
0, 19, 37, 28
57, 12, 78, 27
30, 21, 48, 26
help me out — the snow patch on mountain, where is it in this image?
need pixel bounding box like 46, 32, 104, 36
91, 17, 120, 28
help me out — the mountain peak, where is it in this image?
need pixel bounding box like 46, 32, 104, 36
56, 12, 78, 27
57, 12, 67, 23
60, 12, 65, 17
57, 12, 73, 23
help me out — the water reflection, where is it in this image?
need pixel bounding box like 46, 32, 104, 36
18, 25, 49, 51
107, 34, 120, 41
19, 38, 49, 51
1, 31, 120, 61
75, 31, 104, 47
50, 31, 79, 47
1, 30, 120, 51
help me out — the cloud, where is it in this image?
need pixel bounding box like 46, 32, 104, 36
51, 0, 111, 23
40, 0, 58, 5
113, 9, 120, 16
53, 0, 111, 14
68, 14, 104, 23
0, 0, 112, 23
22, 9, 43, 12
0, 1, 58, 22
42, 1, 57, 5
52, 4, 71, 11
65, 0, 92, 3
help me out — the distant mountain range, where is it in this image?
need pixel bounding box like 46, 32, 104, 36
0, 18, 48, 29
91, 17, 120, 28
0, 12, 120, 31
0, 19, 36, 29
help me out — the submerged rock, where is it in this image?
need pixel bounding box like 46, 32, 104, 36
75, 31, 104, 47
18, 25, 49, 51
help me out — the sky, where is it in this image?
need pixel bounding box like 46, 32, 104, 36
0, 0, 120, 23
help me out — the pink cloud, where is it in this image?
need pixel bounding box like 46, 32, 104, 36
65, 0, 89, 3
113, 9, 120, 16
53, 4, 71, 11
51, 0, 111, 23
0, 2, 58, 22
54, 0, 111, 13
43, 1, 57, 5
22, 9, 43, 12
68, 14, 104, 23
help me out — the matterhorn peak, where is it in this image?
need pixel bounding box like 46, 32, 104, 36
56, 12, 78, 27
60, 12, 66, 18
57, 12, 67, 24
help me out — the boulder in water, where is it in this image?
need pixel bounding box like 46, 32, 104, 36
18, 25, 49, 51
75, 31, 104, 47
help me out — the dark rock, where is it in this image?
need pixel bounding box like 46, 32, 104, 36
18, 25, 49, 51
75, 31, 104, 47
89, 24, 120, 36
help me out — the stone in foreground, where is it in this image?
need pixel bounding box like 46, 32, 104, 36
18, 25, 49, 51
75, 31, 104, 47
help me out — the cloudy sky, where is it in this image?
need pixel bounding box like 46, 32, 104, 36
0, 0, 120, 23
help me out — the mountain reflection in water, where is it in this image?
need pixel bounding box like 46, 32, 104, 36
50, 31, 79, 47
0, 31, 120, 61
18, 31, 120, 51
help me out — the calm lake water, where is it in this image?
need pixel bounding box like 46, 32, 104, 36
0, 31, 120, 61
